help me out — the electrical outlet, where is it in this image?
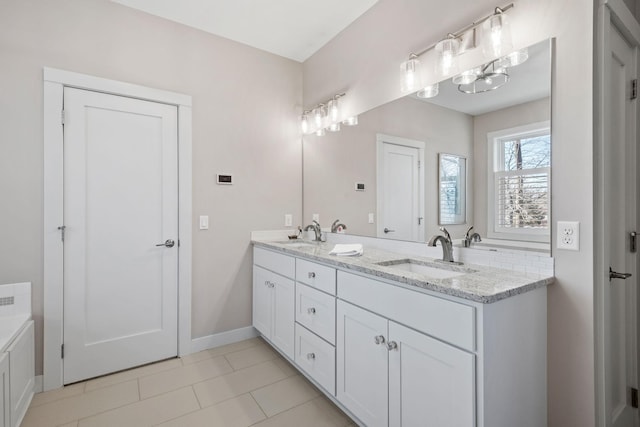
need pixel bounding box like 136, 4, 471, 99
368, 213, 375, 224
312, 213, 320, 222
199, 215, 209, 230
557, 221, 579, 251
284, 214, 293, 227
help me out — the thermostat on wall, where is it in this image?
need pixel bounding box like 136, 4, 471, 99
355, 182, 365, 191
217, 174, 233, 185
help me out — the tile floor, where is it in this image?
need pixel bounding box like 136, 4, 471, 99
21, 337, 356, 427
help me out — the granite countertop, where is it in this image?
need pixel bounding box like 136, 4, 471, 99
252, 240, 554, 304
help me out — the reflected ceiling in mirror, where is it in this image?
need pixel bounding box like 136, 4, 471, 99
302, 39, 552, 255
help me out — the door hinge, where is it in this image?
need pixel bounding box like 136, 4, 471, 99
61, 109, 66, 125
632, 387, 638, 408
631, 231, 637, 253
57, 225, 66, 242
61, 344, 64, 359
632, 79, 637, 100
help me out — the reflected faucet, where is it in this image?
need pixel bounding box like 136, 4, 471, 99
463, 226, 482, 247
331, 219, 347, 233
304, 220, 322, 242
428, 227, 455, 263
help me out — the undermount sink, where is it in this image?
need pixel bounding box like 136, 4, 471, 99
279, 241, 316, 248
376, 259, 476, 279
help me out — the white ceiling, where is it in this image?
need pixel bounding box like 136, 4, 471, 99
111, 0, 379, 62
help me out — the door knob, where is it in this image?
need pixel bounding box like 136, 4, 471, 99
609, 267, 632, 281
156, 239, 175, 248
384, 228, 395, 234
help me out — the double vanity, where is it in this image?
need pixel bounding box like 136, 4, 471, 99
252, 237, 553, 427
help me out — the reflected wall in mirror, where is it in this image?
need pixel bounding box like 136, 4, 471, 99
439, 153, 466, 225
302, 39, 552, 254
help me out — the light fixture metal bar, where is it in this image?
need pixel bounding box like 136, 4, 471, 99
407, 3, 514, 59
303, 92, 346, 113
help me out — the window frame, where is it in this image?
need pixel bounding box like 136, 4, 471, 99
486, 121, 551, 243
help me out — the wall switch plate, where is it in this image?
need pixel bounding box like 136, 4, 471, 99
312, 213, 319, 222
368, 213, 375, 224
284, 214, 293, 227
199, 215, 209, 230
557, 221, 579, 251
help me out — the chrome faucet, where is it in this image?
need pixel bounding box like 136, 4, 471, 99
428, 227, 455, 263
331, 219, 347, 233
463, 226, 482, 247
304, 220, 322, 242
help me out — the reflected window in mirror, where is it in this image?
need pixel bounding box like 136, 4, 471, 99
487, 121, 551, 242
439, 154, 466, 225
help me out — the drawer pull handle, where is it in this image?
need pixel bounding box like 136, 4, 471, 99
386, 341, 398, 351
307, 307, 316, 315
374, 335, 386, 345
308, 272, 316, 279
307, 352, 316, 360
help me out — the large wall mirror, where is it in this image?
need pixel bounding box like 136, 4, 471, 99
302, 39, 552, 254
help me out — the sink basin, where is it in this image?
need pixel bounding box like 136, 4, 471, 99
376, 259, 474, 279
279, 241, 316, 248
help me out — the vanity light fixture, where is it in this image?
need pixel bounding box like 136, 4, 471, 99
399, 3, 515, 95
416, 83, 439, 99
301, 93, 351, 137
457, 59, 509, 94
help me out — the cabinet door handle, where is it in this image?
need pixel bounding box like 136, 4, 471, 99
307, 307, 316, 315
386, 341, 398, 351
374, 335, 386, 345
308, 272, 316, 279
307, 352, 316, 360
264, 280, 270, 287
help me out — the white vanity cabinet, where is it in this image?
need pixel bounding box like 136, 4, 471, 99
336, 300, 474, 427
252, 248, 295, 359
8, 321, 34, 427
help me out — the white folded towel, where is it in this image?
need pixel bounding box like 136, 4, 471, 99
329, 243, 363, 257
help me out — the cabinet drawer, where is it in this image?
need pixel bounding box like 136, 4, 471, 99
296, 259, 336, 295
338, 271, 475, 351
295, 283, 336, 345
254, 247, 295, 279
294, 323, 336, 395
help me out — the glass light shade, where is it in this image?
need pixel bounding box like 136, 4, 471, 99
498, 48, 529, 68
315, 127, 326, 136
300, 113, 311, 134
327, 98, 340, 124
482, 12, 513, 59
342, 116, 358, 126
328, 122, 341, 132
400, 57, 423, 93
435, 38, 460, 77
416, 83, 439, 99
313, 105, 326, 129
452, 68, 480, 85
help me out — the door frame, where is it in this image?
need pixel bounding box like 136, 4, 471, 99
595, 0, 640, 424
375, 133, 425, 242
42, 67, 193, 391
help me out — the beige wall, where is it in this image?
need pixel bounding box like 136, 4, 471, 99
303, 0, 595, 425
303, 96, 473, 240
0, 0, 303, 374
473, 97, 551, 238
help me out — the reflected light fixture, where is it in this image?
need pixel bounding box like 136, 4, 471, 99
301, 93, 351, 137
457, 59, 509, 94
482, 7, 513, 59
400, 54, 422, 93
498, 47, 529, 67
416, 83, 439, 99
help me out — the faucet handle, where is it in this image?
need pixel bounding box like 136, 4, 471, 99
439, 227, 452, 243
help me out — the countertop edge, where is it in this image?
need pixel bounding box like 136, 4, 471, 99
252, 240, 554, 304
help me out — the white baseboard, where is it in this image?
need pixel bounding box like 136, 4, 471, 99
34, 375, 43, 393
190, 326, 259, 353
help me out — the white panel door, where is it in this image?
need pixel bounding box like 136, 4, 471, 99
271, 274, 295, 360
379, 142, 422, 242
253, 266, 273, 338
604, 26, 639, 427
388, 321, 475, 427
336, 300, 388, 427
63, 87, 178, 384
